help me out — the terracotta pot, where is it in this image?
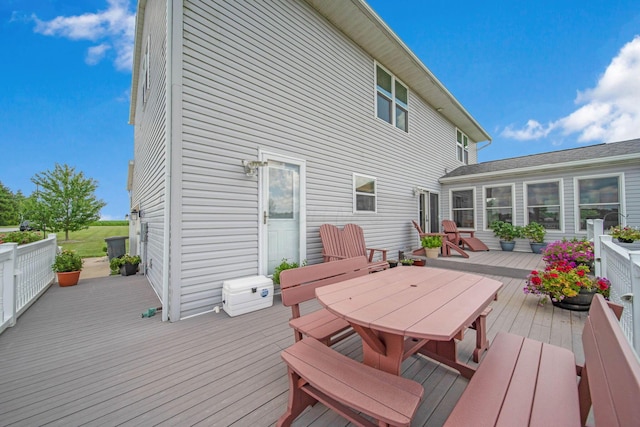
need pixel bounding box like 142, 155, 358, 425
413, 259, 426, 267
57, 271, 80, 287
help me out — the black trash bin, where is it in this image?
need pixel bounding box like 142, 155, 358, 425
105, 236, 129, 261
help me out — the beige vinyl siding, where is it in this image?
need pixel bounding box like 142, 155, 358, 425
174, 0, 482, 318
131, 0, 167, 300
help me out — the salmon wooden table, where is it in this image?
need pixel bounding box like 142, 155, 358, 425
316, 266, 503, 377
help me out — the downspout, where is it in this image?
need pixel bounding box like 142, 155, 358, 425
162, 0, 173, 322
477, 139, 492, 151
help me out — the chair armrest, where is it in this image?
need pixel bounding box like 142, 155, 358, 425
458, 230, 475, 238
322, 252, 347, 262
366, 248, 388, 261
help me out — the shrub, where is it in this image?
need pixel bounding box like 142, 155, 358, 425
523, 222, 546, 243
272, 258, 307, 285
489, 220, 523, 241
0, 231, 44, 245
421, 235, 442, 248
52, 249, 83, 272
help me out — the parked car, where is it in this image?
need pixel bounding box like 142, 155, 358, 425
19, 221, 35, 231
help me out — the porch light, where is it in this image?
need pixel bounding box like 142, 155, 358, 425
242, 160, 268, 176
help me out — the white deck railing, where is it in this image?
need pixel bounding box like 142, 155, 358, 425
0, 235, 57, 334
590, 219, 640, 354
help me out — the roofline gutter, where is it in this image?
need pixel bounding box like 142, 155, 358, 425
439, 152, 640, 184
129, 0, 146, 124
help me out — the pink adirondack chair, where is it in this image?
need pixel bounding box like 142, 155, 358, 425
342, 224, 388, 271
319, 224, 346, 262
442, 219, 489, 252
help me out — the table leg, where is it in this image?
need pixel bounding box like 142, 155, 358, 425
417, 340, 475, 379
360, 330, 405, 375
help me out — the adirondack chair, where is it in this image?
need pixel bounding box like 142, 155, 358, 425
442, 219, 489, 252
411, 220, 468, 258
319, 224, 388, 271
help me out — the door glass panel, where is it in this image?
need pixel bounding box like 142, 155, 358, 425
267, 162, 300, 275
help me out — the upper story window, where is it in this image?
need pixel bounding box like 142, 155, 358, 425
456, 129, 469, 164
451, 189, 475, 229
526, 180, 561, 230
354, 174, 377, 213
376, 65, 408, 132
485, 185, 514, 228
576, 175, 621, 231
142, 35, 150, 104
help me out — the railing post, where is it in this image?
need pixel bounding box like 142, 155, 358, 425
2, 243, 18, 328
593, 219, 604, 277
630, 251, 640, 354
599, 235, 612, 279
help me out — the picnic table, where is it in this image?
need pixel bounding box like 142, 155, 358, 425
316, 266, 502, 376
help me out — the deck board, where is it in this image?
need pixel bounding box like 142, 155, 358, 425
0, 251, 586, 426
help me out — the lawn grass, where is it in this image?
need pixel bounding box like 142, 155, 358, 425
56, 226, 129, 258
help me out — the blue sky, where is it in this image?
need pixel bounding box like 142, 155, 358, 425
1, 1, 639, 219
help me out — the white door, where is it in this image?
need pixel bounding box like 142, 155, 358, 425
260, 154, 306, 276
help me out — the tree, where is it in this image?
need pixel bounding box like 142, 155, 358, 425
31, 164, 106, 240
0, 181, 20, 225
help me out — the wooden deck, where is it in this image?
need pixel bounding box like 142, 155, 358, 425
0, 251, 587, 427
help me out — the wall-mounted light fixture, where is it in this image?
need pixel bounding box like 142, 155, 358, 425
436, 107, 444, 112
242, 160, 268, 176
413, 186, 429, 196
130, 208, 143, 220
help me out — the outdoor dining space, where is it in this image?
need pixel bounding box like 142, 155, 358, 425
4, 246, 638, 426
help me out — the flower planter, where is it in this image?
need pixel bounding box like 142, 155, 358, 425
57, 271, 80, 287
614, 239, 640, 250
529, 242, 547, 254
552, 289, 597, 311
499, 241, 515, 251
425, 248, 439, 259
120, 263, 138, 276
413, 259, 426, 267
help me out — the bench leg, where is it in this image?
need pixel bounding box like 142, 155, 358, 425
277, 368, 317, 427
470, 308, 492, 363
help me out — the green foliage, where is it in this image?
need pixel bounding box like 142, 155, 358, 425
489, 220, 523, 242
90, 220, 129, 226
52, 249, 83, 272
30, 163, 106, 241
110, 254, 141, 274
0, 181, 23, 225
523, 222, 546, 243
400, 258, 414, 265
272, 258, 307, 285
421, 235, 442, 248
58, 225, 128, 257
0, 231, 44, 245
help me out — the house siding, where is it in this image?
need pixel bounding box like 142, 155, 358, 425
441, 161, 640, 252
130, 0, 168, 301
170, 0, 476, 318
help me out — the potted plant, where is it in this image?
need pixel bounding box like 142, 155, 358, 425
400, 258, 414, 266
542, 239, 594, 270
609, 225, 640, 243
524, 261, 610, 310
386, 259, 398, 268
110, 254, 141, 276
489, 220, 523, 251
523, 221, 547, 254
421, 235, 442, 259
52, 249, 83, 287
272, 258, 307, 286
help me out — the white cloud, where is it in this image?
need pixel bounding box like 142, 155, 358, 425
502, 35, 640, 143
86, 43, 110, 65
32, 0, 135, 71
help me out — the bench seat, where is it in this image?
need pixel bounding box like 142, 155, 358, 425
277, 337, 423, 427
288, 307, 352, 343
445, 332, 580, 426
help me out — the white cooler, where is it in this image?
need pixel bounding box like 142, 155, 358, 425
222, 275, 274, 317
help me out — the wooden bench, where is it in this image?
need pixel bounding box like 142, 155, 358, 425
280, 256, 369, 346
444, 294, 640, 426
277, 337, 424, 427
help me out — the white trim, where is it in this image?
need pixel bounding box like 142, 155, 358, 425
482, 183, 515, 231
449, 187, 476, 230
353, 173, 378, 214
456, 128, 469, 164
573, 172, 625, 232
258, 150, 307, 276
523, 178, 565, 233
440, 153, 640, 184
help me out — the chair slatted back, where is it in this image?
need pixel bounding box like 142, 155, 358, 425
343, 224, 370, 261
319, 224, 346, 262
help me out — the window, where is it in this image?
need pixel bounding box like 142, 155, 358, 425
376, 65, 408, 132
456, 129, 469, 164
526, 181, 561, 230
354, 174, 376, 213
576, 175, 620, 231
451, 189, 474, 228
142, 35, 150, 104
485, 185, 513, 227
